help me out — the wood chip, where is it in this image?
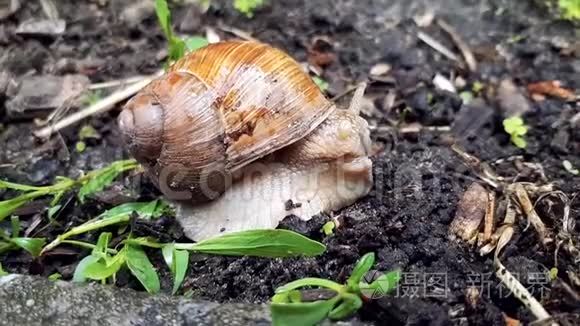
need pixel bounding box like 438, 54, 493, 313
450, 183, 488, 242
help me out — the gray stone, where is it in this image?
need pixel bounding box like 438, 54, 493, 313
0, 274, 272, 326
5, 74, 89, 118
15, 18, 66, 36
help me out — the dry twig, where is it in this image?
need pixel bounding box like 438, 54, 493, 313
88, 75, 150, 90
495, 260, 552, 323
511, 183, 551, 245
35, 70, 163, 138
217, 22, 260, 42
436, 19, 477, 72
484, 191, 496, 241
417, 31, 460, 62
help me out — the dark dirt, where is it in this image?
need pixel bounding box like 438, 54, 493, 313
1, 0, 579, 325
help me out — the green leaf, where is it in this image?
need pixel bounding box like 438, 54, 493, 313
78, 168, 119, 202
360, 269, 401, 298
184, 36, 209, 52
47, 204, 62, 220
48, 273, 62, 281
168, 38, 186, 62
162, 243, 189, 293
503, 116, 527, 135
328, 292, 362, 320
189, 229, 326, 258
233, 0, 264, 18
138, 199, 169, 219
93, 232, 112, 256
0, 196, 32, 222
321, 221, 335, 236
559, 0, 580, 20
78, 125, 100, 140
162, 243, 174, 268
511, 135, 527, 149
312, 76, 329, 92
75, 141, 87, 153
99, 200, 167, 220
346, 252, 375, 290
83, 252, 125, 281
503, 116, 528, 148
271, 297, 339, 326
73, 255, 100, 283
126, 244, 160, 294
10, 237, 46, 257
155, 0, 172, 39
172, 249, 189, 294
0, 180, 47, 191
275, 277, 343, 293
10, 216, 20, 237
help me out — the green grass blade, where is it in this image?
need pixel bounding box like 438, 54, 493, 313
271, 297, 339, 326
126, 244, 160, 294
171, 249, 189, 294
10, 237, 47, 257
183, 229, 326, 258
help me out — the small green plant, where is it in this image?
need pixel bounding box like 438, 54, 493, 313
0, 159, 139, 222
0, 216, 46, 257
313, 76, 329, 92
321, 221, 335, 236
155, 0, 208, 65
559, 0, 580, 20
41, 199, 169, 254
234, 0, 264, 17
48, 273, 62, 281
503, 116, 528, 149
472, 81, 484, 93
271, 253, 400, 326
70, 227, 325, 294
162, 243, 190, 294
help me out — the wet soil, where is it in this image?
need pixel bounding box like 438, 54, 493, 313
1, 0, 579, 325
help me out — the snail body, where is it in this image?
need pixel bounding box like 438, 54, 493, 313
119, 41, 373, 240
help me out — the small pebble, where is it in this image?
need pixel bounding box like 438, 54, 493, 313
369, 63, 391, 76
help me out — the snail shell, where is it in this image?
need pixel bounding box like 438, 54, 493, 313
119, 41, 335, 202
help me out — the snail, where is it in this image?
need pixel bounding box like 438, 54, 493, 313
118, 41, 373, 241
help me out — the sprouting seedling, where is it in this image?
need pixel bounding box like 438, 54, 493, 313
155, 0, 208, 65
270, 253, 401, 326
321, 221, 335, 236
503, 116, 528, 149
0, 159, 139, 222
233, 0, 264, 18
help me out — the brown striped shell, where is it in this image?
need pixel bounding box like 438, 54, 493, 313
118, 41, 335, 202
